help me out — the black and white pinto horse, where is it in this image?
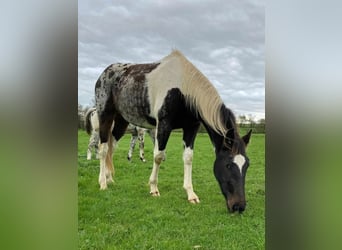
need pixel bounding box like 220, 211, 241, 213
95, 50, 252, 213
85, 108, 154, 162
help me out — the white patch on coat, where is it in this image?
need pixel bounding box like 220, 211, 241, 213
146, 53, 184, 117
182, 144, 199, 203
183, 146, 193, 190
233, 154, 246, 174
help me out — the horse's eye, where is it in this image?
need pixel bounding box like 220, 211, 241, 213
226, 164, 231, 169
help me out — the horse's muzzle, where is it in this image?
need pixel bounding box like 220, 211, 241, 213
227, 200, 246, 213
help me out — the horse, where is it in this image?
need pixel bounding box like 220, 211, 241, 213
94, 50, 252, 213
84, 108, 154, 162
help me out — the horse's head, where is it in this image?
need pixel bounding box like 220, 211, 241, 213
214, 129, 252, 213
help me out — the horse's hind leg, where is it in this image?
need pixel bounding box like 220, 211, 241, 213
110, 114, 129, 169
94, 132, 100, 159
99, 142, 110, 189
149, 121, 171, 196
105, 132, 115, 184
112, 114, 129, 142
98, 115, 114, 190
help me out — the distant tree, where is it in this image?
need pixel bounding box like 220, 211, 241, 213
78, 103, 83, 113
247, 114, 256, 125
237, 114, 265, 133
258, 118, 265, 125
238, 115, 248, 127
78, 104, 86, 130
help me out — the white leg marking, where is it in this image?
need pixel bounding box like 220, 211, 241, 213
106, 138, 117, 184
183, 146, 200, 203
86, 148, 92, 160
98, 143, 109, 190
233, 154, 246, 174
149, 140, 164, 196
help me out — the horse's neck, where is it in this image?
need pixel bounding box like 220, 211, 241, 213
202, 122, 226, 152
198, 104, 228, 151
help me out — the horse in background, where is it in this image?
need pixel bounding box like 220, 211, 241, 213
95, 50, 252, 213
84, 108, 155, 162
85, 107, 101, 160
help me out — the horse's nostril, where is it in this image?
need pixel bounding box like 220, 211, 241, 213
232, 204, 239, 212
231, 203, 245, 213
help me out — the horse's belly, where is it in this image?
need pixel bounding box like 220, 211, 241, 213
116, 97, 155, 129
121, 112, 155, 129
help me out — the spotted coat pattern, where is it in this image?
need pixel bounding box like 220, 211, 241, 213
95, 63, 160, 130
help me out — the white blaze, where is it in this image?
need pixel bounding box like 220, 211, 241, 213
233, 154, 246, 174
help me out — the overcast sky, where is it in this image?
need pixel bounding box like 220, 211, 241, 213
78, 0, 264, 120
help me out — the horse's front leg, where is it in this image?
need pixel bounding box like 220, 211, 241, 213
183, 125, 200, 203
149, 144, 165, 196
149, 123, 171, 196
183, 146, 200, 203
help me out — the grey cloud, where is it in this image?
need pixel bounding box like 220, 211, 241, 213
79, 0, 264, 119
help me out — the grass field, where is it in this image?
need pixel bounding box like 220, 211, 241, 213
78, 129, 265, 249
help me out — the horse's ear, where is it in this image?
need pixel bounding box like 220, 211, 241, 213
242, 129, 252, 146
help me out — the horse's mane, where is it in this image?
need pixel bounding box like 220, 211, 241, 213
167, 50, 228, 137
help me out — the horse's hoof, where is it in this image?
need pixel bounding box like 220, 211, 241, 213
106, 178, 114, 184
99, 184, 107, 190
189, 198, 200, 204
150, 191, 160, 197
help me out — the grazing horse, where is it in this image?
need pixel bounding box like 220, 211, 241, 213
95, 50, 252, 213
85, 108, 154, 162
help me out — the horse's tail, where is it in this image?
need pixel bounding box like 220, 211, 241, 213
85, 107, 96, 135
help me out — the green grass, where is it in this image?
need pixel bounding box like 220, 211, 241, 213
78, 130, 265, 249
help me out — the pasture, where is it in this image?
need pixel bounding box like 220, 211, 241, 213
78, 129, 265, 249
